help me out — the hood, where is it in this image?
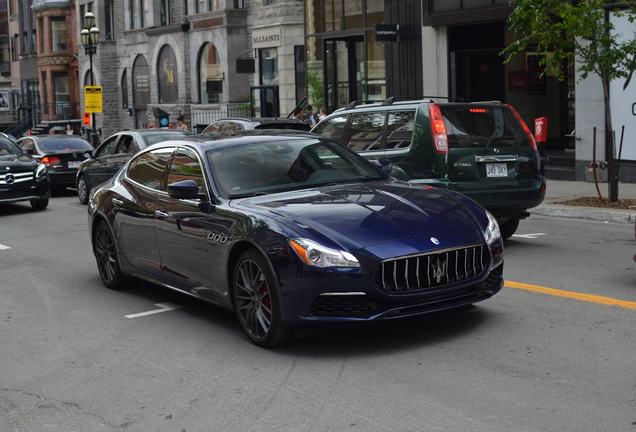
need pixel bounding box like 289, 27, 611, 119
0, 153, 37, 171
236, 182, 485, 251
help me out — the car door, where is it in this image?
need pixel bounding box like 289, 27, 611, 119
154, 147, 215, 292
113, 146, 175, 277
86, 135, 120, 187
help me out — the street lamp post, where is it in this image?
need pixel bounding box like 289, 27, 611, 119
80, 12, 99, 146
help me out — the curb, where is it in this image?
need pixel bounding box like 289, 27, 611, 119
530, 204, 636, 224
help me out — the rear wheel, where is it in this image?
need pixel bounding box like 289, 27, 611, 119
77, 176, 90, 204
232, 250, 293, 347
30, 198, 48, 211
500, 218, 520, 240
93, 220, 127, 289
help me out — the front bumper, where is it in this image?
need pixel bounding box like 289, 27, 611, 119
275, 242, 504, 325
0, 177, 50, 203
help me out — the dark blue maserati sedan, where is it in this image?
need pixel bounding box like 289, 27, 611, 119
88, 131, 504, 347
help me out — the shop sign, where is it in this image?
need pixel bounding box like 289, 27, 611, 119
375, 24, 399, 42
132, 55, 150, 109
252, 28, 281, 49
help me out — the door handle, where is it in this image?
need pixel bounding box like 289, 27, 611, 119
112, 197, 123, 205
155, 210, 169, 218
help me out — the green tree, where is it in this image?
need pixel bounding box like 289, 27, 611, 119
502, 0, 636, 202
307, 72, 325, 108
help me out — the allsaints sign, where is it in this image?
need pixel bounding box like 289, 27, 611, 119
252, 28, 282, 49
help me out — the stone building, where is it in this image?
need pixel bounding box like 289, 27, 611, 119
76, 0, 305, 139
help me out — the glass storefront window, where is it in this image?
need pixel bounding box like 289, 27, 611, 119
366, 30, 386, 102
343, 0, 363, 30
259, 48, 278, 86
157, 45, 179, 103
324, 0, 342, 32
199, 43, 222, 103
51, 17, 67, 52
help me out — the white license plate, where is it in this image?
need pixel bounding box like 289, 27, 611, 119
486, 163, 508, 177
68, 161, 81, 169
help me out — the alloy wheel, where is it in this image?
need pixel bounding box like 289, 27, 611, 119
234, 259, 273, 340
94, 222, 118, 284
78, 177, 88, 204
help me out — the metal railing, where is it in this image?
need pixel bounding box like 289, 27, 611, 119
3, 112, 32, 137
40, 103, 80, 122
191, 103, 254, 129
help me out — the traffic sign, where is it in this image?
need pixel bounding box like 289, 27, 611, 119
84, 86, 103, 113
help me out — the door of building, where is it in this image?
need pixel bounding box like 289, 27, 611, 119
450, 49, 505, 102
324, 36, 365, 113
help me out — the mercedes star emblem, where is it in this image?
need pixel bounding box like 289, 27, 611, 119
430, 237, 440, 245
5, 173, 15, 184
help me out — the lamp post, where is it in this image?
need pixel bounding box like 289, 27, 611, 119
80, 12, 99, 146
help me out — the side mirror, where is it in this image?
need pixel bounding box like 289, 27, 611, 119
167, 180, 200, 200
370, 158, 393, 176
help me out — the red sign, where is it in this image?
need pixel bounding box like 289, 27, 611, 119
83, 112, 91, 126
534, 117, 548, 143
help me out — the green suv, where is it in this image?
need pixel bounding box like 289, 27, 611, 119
311, 99, 545, 239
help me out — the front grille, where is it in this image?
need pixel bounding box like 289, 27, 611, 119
0, 172, 34, 185
311, 295, 376, 317
379, 244, 490, 293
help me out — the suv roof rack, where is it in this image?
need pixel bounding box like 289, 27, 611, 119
469, 100, 502, 105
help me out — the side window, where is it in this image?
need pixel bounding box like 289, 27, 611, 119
95, 136, 119, 157
116, 135, 141, 154
19, 138, 36, 154
346, 112, 387, 152
221, 122, 243, 132
385, 110, 415, 149
166, 148, 207, 195
312, 115, 349, 145
127, 147, 175, 190
204, 122, 222, 133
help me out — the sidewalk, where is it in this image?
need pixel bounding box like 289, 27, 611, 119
531, 180, 636, 224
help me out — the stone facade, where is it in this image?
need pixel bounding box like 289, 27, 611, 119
75, 0, 305, 139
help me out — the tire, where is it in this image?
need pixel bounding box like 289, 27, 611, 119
77, 176, 90, 204
30, 198, 48, 211
232, 249, 293, 347
92, 220, 128, 290
500, 218, 520, 240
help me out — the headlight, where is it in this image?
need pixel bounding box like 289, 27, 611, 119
484, 211, 501, 245
35, 163, 46, 178
289, 238, 360, 268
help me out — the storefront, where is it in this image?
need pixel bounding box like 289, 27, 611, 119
305, 0, 422, 113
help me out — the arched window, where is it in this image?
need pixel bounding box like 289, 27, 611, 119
157, 45, 178, 104
198, 42, 222, 104
121, 69, 129, 109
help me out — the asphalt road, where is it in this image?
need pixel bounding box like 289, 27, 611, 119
1, 194, 634, 432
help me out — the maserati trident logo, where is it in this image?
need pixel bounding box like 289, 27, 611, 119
430, 237, 440, 245
4, 173, 14, 184
431, 256, 447, 284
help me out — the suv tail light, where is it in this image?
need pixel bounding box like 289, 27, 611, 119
504, 104, 538, 152
40, 156, 61, 168
428, 103, 448, 154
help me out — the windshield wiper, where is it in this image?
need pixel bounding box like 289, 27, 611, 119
228, 191, 269, 199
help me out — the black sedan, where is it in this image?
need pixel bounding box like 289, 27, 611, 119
88, 131, 504, 347
17, 135, 92, 194
76, 129, 191, 204
0, 137, 49, 210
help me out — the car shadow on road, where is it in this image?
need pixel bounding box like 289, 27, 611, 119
0, 202, 38, 216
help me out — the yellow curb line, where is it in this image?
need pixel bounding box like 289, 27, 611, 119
505, 280, 636, 310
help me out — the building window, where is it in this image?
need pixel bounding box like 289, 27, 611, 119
51, 17, 67, 52
259, 48, 278, 85
140, 0, 148, 27
53, 72, 70, 116
198, 42, 221, 103
157, 45, 178, 104
105, 1, 114, 39
233, 0, 245, 8
196, 0, 219, 13
37, 17, 43, 54
121, 69, 129, 109
160, 0, 170, 26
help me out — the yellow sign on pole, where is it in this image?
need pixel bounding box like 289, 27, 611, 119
84, 86, 103, 113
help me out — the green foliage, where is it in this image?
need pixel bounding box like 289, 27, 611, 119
502, 0, 636, 83
307, 72, 324, 108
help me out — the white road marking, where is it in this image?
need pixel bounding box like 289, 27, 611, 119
0, 243, 10, 250
125, 302, 181, 319
512, 233, 547, 239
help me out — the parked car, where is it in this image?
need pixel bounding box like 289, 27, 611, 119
0, 136, 49, 210
311, 99, 546, 239
16, 135, 93, 194
76, 129, 191, 204
88, 130, 504, 347
201, 117, 311, 134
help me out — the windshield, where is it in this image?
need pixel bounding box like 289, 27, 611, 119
144, 132, 190, 145
40, 139, 92, 152
207, 139, 385, 198
0, 138, 21, 155
439, 105, 531, 149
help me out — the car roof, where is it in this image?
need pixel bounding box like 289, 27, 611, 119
146, 129, 323, 152
31, 135, 90, 141
330, 98, 503, 115
120, 129, 191, 134
211, 117, 306, 124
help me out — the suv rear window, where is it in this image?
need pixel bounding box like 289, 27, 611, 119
439, 105, 531, 149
